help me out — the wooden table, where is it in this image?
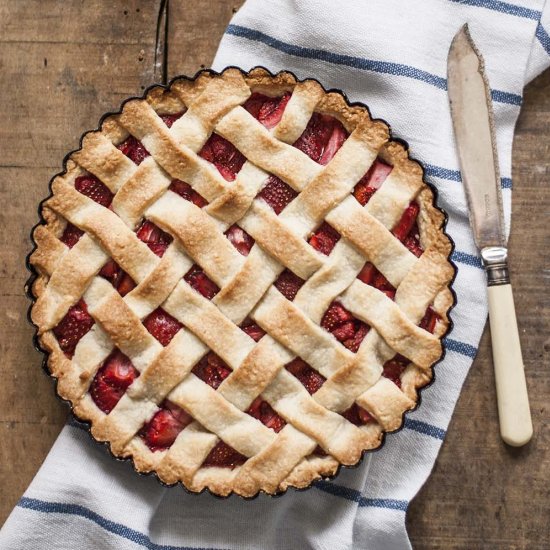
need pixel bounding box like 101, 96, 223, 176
1, 2, 548, 547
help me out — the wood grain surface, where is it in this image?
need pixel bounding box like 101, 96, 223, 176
0, 1, 548, 548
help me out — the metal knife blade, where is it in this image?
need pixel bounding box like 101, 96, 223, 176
447, 24, 505, 250
154, 0, 170, 85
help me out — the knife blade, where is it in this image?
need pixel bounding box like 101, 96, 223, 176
447, 24, 532, 446
154, 0, 170, 85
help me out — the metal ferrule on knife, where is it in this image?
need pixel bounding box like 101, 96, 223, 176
481, 246, 510, 286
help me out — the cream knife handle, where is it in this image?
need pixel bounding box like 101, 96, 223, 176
482, 247, 533, 447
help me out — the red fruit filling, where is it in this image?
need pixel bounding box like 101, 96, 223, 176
225, 224, 255, 256
60, 223, 84, 248
98, 259, 136, 297
286, 357, 325, 395
117, 135, 150, 165
143, 308, 183, 347
293, 113, 348, 164
308, 222, 340, 255
53, 299, 94, 357
240, 318, 266, 342
244, 92, 291, 129
169, 179, 208, 208
140, 400, 193, 452
274, 269, 305, 301
203, 441, 247, 468
353, 159, 393, 206
357, 263, 396, 300
199, 133, 246, 181
160, 112, 184, 128
90, 350, 139, 414
393, 202, 420, 242
419, 306, 441, 334
192, 352, 232, 390
257, 175, 298, 215
321, 301, 369, 352
74, 174, 113, 207
342, 403, 374, 425
184, 265, 219, 300
382, 355, 409, 388
136, 220, 173, 257
247, 397, 286, 433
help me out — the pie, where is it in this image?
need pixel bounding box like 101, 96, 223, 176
28, 67, 455, 497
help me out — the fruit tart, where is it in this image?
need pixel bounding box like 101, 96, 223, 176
28, 67, 455, 497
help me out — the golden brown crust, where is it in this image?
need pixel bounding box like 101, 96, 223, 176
28, 67, 455, 498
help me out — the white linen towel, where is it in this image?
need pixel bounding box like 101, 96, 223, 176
1, 1, 549, 549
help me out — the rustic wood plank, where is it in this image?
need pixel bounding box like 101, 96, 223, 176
0, 2, 548, 548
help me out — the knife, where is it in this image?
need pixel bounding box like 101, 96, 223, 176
154, 0, 170, 85
447, 24, 532, 446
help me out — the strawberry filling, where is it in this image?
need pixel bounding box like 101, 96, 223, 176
184, 265, 219, 300
257, 176, 298, 214
203, 441, 247, 469
169, 179, 208, 208
244, 92, 291, 129
117, 136, 150, 165
136, 220, 172, 257
199, 133, 246, 181
160, 112, 184, 128
225, 224, 255, 256
342, 403, 374, 425
353, 159, 393, 206
98, 259, 136, 296
308, 222, 340, 255
321, 301, 369, 353
53, 299, 94, 357
286, 357, 325, 395
140, 400, 193, 452
274, 269, 305, 301
247, 397, 286, 432
192, 352, 232, 390
60, 223, 84, 248
240, 318, 266, 342
75, 174, 114, 207
420, 306, 441, 334
143, 308, 183, 347
90, 350, 139, 413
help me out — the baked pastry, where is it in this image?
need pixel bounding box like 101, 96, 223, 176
29, 67, 455, 497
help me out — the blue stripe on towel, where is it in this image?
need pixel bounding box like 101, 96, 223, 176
314, 481, 409, 511
17, 497, 218, 550
443, 338, 479, 358
225, 24, 523, 105
447, 0, 541, 20
404, 418, 447, 440
536, 23, 550, 55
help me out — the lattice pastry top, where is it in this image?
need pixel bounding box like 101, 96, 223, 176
29, 67, 455, 497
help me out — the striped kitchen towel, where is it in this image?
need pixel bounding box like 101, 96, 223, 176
1, 1, 549, 549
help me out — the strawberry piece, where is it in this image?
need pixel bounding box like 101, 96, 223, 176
353, 159, 393, 206
98, 260, 136, 297
247, 397, 286, 432
117, 135, 150, 165
419, 306, 440, 334
192, 352, 232, 390
243, 93, 268, 119
90, 350, 139, 414
357, 262, 376, 285
53, 299, 94, 357
74, 175, 113, 207
274, 269, 305, 301
140, 401, 192, 452
321, 302, 353, 332
293, 113, 348, 163
226, 224, 255, 256
257, 92, 291, 129
160, 112, 184, 128
382, 356, 409, 388
136, 220, 172, 257
286, 358, 326, 395
392, 202, 420, 242
404, 231, 423, 258
240, 319, 266, 342
60, 223, 84, 248
257, 175, 298, 214
357, 262, 396, 299
342, 404, 374, 425
203, 441, 247, 468
308, 222, 340, 255
143, 308, 183, 346
342, 322, 369, 353
169, 179, 208, 208
332, 321, 356, 342
199, 133, 246, 181
318, 122, 348, 165
184, 264, 219, 300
